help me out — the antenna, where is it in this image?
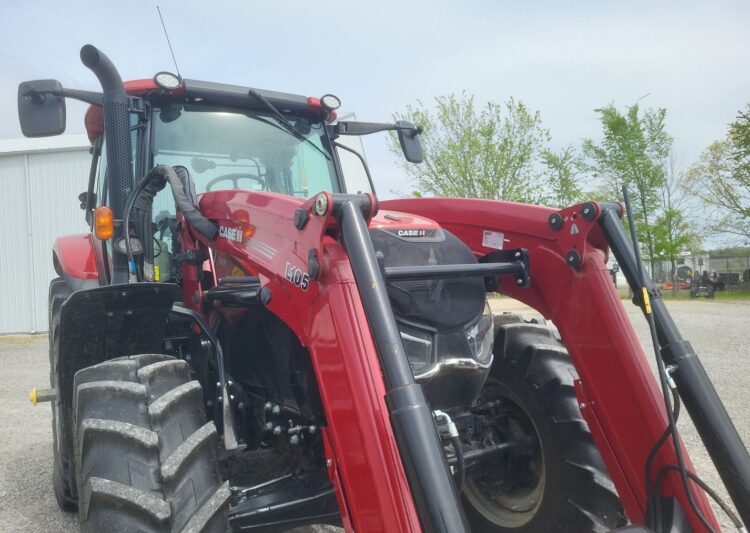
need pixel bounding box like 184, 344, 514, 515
157, 6, 181, 78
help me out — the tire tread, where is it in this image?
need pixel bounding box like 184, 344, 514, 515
74, 355, 227, 532
48, 278, 77, 512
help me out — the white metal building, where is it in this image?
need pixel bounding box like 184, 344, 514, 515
0, 134, 91, 334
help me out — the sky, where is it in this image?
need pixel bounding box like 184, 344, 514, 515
2, 0, 749, 199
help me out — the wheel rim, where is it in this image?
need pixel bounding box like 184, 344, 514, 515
463, 384, 545, 528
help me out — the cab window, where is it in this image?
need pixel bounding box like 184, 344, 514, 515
150, 105, 339, 219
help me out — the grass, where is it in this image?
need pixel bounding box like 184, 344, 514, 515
652, 289, 750, 301
0, 333, 47, 345
495, 286, 750, 301
714, 290, 750, 301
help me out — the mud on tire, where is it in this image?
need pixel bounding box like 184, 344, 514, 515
462, 314, 627, 532
73, 353, 230, 532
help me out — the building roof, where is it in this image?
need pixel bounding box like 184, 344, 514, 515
0, 134, 91, 156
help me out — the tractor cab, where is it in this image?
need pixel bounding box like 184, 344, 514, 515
20, 69, 422, 286
86, 81, 346, 200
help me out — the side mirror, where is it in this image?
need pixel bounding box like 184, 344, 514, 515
396, 120, 423, 164
18, 80, 66, 137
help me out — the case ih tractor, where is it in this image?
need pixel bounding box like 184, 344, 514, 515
19, 45, 749, 532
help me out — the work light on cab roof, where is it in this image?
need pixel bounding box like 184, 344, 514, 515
320, 93, 341, 112
153, 71, 181, 90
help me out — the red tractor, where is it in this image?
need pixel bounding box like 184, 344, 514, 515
19, 45, 749, 532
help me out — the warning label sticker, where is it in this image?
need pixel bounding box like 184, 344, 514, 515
482, 230, 504, 250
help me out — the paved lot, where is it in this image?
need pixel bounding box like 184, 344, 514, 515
0, 299, 747, 531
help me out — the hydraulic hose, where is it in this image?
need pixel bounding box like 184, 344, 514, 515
124, 165, 218, 281
451, 436, 465, 493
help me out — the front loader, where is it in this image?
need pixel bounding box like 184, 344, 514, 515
19, 45, 749, 532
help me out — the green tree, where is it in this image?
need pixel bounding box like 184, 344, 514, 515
389, 94, 550, 201
653, 159, 699, 295
729, 104, 750, 177
686, 139, 750, 241
583, 103, 672, 280
541, 146, 585, 207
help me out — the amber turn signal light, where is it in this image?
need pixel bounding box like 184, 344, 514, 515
242, 224, 255, 240
94, 206, 114, 240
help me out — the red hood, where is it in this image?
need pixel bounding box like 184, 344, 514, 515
368, 210, 441, 231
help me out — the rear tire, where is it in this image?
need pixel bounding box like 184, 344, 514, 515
49, 277, 77, 512
73, 354, 230, 532
462, 315, 627, 532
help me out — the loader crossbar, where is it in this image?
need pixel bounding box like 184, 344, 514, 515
383, 248, 529, 285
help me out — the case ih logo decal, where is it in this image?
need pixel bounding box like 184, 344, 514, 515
397, 229, 428, 238
387, 228, 441, 241
219, 225, 244, 243
285, 262, 310, 291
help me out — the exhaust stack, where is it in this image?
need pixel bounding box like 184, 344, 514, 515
80, 44, 132, 284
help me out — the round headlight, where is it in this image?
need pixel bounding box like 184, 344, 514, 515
153, 71, 181, 90
320, 93, 341, 111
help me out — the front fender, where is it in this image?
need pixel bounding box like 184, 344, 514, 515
53, 234, 100, 291
57, 282, 180, 412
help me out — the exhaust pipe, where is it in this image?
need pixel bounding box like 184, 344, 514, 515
80, 44, 132, 284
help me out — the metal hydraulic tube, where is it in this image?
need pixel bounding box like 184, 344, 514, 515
337, 199, 469, 533
599, 204, 750, 526
384, 261, 525, 281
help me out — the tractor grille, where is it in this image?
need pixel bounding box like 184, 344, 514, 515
369, 228, 485, 331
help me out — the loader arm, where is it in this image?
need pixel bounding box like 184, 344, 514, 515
381, 197, 725, 531
187, 190, 467, 531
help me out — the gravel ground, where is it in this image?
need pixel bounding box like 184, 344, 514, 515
0, 299, 747, 531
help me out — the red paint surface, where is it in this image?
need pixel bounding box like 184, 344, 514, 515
123, 79, 159, 94
84, 79, 175, 140
53, 234, 98, 280
381, 197, 719, 531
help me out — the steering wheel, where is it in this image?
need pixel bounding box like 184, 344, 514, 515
205, 173, 267, 192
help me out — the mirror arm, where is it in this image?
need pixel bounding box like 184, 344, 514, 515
21, 87, 105, 107
398, 124, 423, 137
60, 88, 104, 106
42, 88, 147, 114
334, 141, 377, 196
335, 121, 422, 138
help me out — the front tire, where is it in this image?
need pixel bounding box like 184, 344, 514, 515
462, 316, 627, 532
49, 277, 77, 512
73, 354, 230, 532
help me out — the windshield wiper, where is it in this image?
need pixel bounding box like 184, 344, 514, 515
248, 88, 331, 161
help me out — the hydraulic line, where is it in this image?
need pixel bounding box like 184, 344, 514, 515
450, 436, 465, 493
621, 185, 715, 533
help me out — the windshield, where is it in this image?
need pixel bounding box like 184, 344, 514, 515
151, 105, 339, 216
